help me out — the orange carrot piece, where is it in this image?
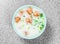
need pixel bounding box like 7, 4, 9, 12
24, 31, 28, 36
25, 18, 32, 24
15, 17, 21, 23
33, 11, 39, 17
19, 10, 24, 16
26, 7, 32, 15
19, 10, 24, 14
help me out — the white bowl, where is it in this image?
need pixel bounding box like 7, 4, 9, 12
12, 5, 46, 39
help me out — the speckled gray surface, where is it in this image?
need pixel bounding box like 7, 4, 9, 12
0, 0, 60, 44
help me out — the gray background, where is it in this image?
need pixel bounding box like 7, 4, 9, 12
0, 0, 60, 44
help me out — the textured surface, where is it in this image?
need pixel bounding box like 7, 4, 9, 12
0, 0, 60, 44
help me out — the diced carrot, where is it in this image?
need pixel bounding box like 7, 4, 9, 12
26, 7, 32, 15
19, 10, 24, 14
19, 10, 24, 16
20, 10, 24, 14
24, 31, 28, 36
15, 17, 21, 23
33, 11, 39, 17
25, 18, 32, 24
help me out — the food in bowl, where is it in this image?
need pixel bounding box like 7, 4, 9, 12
12, 5, 46, 39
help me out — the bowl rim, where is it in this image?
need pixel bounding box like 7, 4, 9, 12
12, 5, 47, 39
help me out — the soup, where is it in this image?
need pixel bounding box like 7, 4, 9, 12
12, 5, 46, 39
